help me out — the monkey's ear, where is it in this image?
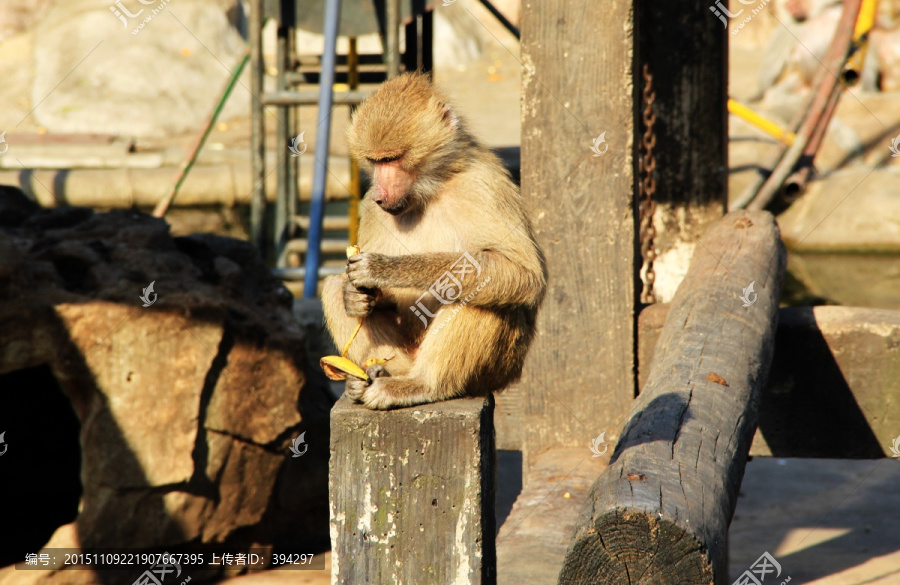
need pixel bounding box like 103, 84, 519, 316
439, 102, 459, 132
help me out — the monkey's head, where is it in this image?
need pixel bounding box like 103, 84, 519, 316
348, 73, 470, 216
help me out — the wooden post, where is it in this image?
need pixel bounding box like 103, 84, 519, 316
559, 210, 786, 584
330, 395, 496, 585
639, 0, 728, 301
519, 0, 637, 472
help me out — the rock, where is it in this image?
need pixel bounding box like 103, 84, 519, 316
0, 188, 333, 583
756, 0, 900, 96
30, 0, 249, 137
0, 0, 52, 40
776, 166, 900, 252
0, 184, 40, 226
873, 27, 900, 92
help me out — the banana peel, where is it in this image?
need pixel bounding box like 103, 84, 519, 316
320, 355, 368, 381
319, 245, 369, 381
320, 355, 389, 381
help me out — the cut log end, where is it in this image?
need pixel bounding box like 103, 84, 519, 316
561, 512, 716, 585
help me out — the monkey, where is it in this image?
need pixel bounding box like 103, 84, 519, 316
321, 72, 546, 410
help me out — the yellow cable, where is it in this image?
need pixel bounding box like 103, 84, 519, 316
727, 99, 796, 146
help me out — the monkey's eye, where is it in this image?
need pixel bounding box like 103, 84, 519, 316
368, 154, 403, 164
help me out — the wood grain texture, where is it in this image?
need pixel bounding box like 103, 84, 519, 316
329, 395, 496, 585
640, 304, 900, 459
559, 210, 786, 585
519, 0, 637, 470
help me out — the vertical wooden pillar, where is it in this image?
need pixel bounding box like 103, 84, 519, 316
519, 0, 638, 471
518, 0, 728, 470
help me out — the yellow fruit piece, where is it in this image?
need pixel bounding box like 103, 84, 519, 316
363, 357, 387, 369
346, 245, 361, 258
320, 356, 368, 381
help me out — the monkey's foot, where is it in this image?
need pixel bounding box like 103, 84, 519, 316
345, 364, 390, 403
355, 376, 437, 410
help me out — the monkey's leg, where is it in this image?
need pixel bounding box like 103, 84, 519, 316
355, 306, 512, 410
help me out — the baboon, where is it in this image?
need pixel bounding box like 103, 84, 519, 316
322, 72, 546, 410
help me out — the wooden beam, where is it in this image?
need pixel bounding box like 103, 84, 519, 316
640, 304, 900, 459
330, 395, 496, 584
520, 0, 637, 472
559, 210, 786, 584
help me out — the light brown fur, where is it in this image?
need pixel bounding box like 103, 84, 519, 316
323, 73, 546, 410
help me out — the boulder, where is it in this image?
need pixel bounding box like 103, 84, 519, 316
0, 0, 52, 40
0, 188, 333, 584
29, 0, 248, 137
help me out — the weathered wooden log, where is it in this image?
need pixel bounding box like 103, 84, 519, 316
559, 210, 786, 585
330, 394, 496, 585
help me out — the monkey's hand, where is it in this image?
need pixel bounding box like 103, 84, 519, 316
347, 252, 390, 290
342, 277, 378, 318
345, 363, 389, 404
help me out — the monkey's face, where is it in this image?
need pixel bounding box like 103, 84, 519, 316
348, 73, 464, 216
369, 157, 416, 215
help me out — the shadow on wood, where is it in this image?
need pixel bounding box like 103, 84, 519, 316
640, 304, 898, 459
558, 210, 786, 585
330, 394, 496, 585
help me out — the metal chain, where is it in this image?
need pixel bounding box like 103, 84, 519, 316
638, 63, 658, 305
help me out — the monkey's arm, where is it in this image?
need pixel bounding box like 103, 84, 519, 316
347, 251, 544, 308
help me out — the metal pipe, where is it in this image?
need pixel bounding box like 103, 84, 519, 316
262, 90, 370, 105
386, 0, 400, 78
842, 0, 878, 85
745, 0, 863, 211
412, 0, 426, 70
304, 0, 343, 298
274, 265, 346, 281
274, 1, 291, 266
783, 80, 842, 198
731, 0, 864, 211
287, 8, 299, 257
478, 0, 520, 39
249, 0, 265, 252
348, 37, 362, 247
